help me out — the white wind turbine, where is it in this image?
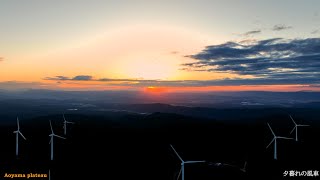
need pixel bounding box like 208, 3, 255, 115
266, 123, 293, 160
13, 117, 26, 158
49, 120, 66, 160
240, 161, 247, 173
289, 115, 309, 142
63, 114, 74, 135
170, 144, 205, 180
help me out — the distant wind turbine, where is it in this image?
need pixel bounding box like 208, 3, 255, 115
240, 161, 247, 173
289, 115, 309, 141
13, 117, 26, 158
49, 120, 66, 160
266, 123, 293, 160
170, 144, 205, 180
62, 114, 74, 135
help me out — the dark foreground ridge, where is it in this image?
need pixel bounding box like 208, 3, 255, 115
0, 109, 319, 180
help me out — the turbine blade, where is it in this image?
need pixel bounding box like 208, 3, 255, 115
17, 117, 20, 130
67, 121, 74, 124
54, 134, 66, 139
63, 114, 66, 122
289, 115, 297, 125
267, 123, 276, 136
177, 168, 181, 180
185, 160, 205, 164
170, 144, 184, 162
223, 163, 237, 168
49, 137, 52, 144
297, 124, 309, 127
19, 131, 26, 140
49, 120, 54, 133
277, 136, 294, 140
266, 138, 275, 148
290, 127, 296, 134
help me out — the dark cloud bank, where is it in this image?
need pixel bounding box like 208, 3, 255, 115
183, 38, 320, 85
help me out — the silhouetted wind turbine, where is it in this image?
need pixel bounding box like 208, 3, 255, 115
49, 120, 66, 160
289, 115, 309, 141
266, 123, 293, 160
13, 117, 26, 158
170, 144, 205, 180
62, 114, 74, 135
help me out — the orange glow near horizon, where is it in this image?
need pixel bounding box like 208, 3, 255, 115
141, 85, 320, 93
29, 81, 320, 92
144, 86, 168, 93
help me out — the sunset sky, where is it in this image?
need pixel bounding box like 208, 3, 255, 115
1, 0, 319, 91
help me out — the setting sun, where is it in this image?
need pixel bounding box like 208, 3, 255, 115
145, 86, 167, 93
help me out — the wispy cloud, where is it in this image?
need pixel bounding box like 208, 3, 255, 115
272, 24, 293, 31
183, 38, 320, 85
311, 29, 319, 34
170, 51, 179, 54
242, 30, 261, 36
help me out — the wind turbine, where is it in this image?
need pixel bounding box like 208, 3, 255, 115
170, 144, 205, 180
48, 169, 51, 180
266, 123, 293, 160
240, 161, 247, 173
62, 114, 74, 135
13, 117, 26, 158
49, 120, 66, 160
289, 115, 309, 142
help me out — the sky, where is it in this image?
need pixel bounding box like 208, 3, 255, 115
0, 0, 320, 91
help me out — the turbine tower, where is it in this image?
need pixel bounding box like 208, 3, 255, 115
170, 144, 205, 180
49, 120, 66, 160
266, 123, 293, 160
289, 115, 309, 141
63, 114, 74, 135
13, 117, 26, 158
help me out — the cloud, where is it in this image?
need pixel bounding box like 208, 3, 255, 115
0, 57, 3, 61
272, 24, 292, 31
170, 51, 179, 54
45, 75, 93, 81
183, 38, 320, 85
311, 30, 319, 34
72, 75, 93, 81
45, 76, 70, 80
242, 30, 261, 36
